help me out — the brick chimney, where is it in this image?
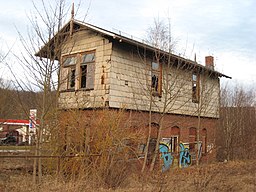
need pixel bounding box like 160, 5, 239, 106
205, 56, 214, 70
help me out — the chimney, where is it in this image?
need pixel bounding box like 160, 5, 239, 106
205, 56, 214, 70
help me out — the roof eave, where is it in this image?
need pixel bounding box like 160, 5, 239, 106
35, 19, 232, 79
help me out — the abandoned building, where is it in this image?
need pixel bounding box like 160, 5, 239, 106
37, 18, 231, 163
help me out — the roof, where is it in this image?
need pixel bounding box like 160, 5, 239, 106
0, 119, 40, 126
36, 19, 231, 79
0, 119, 30, 126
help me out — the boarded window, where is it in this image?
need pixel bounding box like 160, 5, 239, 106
192, 73, 200, 103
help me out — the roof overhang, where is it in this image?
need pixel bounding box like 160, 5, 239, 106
35, 19, 231, 79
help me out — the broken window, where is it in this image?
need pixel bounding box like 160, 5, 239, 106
62, 51, 96, 91
80, 65, 87, 88
161, 136, 179, 153
192, 73, 200, 103
62, 54, 77, 90
151, 62, 161, 96
69, 68, 76, 89
80, 52, 95, 89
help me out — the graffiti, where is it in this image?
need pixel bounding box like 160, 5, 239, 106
179, 143, 192, 168
159, 142, 173, 172
158, 141, 193, 171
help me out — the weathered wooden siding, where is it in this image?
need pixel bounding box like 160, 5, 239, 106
109, 44, 220, 118
58, 30, 112, 109
57, 29, 220, 118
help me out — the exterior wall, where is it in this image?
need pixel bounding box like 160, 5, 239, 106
58, 30, 112, 109
109, 43, 220, 118
58, 109, 217, 162
57, 29, 220, 118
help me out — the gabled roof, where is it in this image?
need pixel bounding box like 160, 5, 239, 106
36, 19, 231, 79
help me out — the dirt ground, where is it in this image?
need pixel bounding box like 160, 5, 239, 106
0, 156, 255, 192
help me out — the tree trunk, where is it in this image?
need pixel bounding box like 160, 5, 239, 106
150, 116, 164, 171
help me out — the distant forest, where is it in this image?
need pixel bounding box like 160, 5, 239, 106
0, 78, 57, 120
0, 88, 38, 119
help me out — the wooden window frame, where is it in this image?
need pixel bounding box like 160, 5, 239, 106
61, 50, 96, 91
151, 61, 162, 97
79, 51, 95, 90
68, 67, 76, 90
62, 54, 77, 91
192, 73, 200, 103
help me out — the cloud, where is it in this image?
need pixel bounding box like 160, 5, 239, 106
0, 0, 255, 84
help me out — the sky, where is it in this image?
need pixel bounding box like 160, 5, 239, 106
0, 0, 256, 87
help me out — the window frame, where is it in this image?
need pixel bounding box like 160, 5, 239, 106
62, 54, 77, 90
68, 67, 76, 90
192, 72, 200, 103
161, 136, 179, 153
151, 61, 162, 96
80, 51, 96, 90
62, 55, 77, 67
61, 50, 96, 91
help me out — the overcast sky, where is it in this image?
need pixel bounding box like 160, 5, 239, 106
0, 0, 256, 86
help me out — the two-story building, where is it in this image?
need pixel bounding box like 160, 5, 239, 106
37, 19, 230, 161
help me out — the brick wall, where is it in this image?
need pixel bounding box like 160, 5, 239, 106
58, 108, 217, 162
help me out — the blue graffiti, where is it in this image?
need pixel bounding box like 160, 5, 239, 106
159, 142, 173, 172
179, 143, 192, 168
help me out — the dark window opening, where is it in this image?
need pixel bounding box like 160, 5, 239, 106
172, 137, 178, 153
69, 68, 76, 89
151, 74, 159, 91
62, 51, 95, 91
81, 65, 87, 88
192, 73, 200, 103
80, 52, 95, 89
151, 62, 161, 96
162, 136, 179, 153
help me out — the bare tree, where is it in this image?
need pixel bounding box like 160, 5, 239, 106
137, 18, 194, 171
218, 84, 256, 161
137, 18, 223, 171
4, 0, 76, 183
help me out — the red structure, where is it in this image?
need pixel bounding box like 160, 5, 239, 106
0, 119, 30, 144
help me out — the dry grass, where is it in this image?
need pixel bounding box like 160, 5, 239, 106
0, 158, 255, 192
